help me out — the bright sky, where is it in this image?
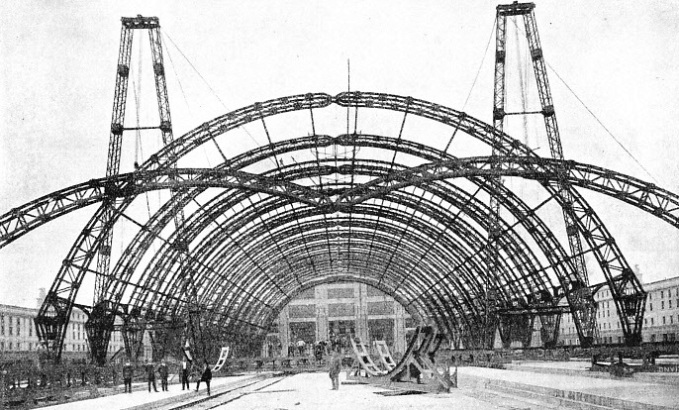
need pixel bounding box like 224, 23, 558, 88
1, 0, 678, 308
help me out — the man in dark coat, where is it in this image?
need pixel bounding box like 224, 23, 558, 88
195, 360, 212, 395
181, 358, 190, 390
122, 361, 133, 393
145, 360, 158, 392
328, 348, 342, 390
158, 361, 169, 391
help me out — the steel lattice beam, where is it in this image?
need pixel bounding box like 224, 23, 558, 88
14, 92, 665, 360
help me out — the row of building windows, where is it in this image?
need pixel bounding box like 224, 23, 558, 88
596, 298, 679, 313
589, 300, 679, 319
596, 287, 679, 302
648, 288, 679, 300
644, 315, 678, 326
564, 315, 679, 337
648, 299, 678, 311
0, 314, 32, 337
593, 314, 678, 328
1, 314, 87, 340
294, 286, 388, 300
1, 341, 40, 351
0, 340, 92, 352
580, 297, 678, 322
565, 333, 677, 345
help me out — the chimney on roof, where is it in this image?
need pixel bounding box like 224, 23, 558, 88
634, 264, 644, 284
36, 288, 46, 309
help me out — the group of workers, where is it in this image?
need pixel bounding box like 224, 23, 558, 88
119, 349, 346, 394
121, 358, 213, 395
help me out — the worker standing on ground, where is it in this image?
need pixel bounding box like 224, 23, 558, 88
122, 361, 133, 393
158, 361, 169, 391
145, 359, 158, 392
195, 360, 212, 395
329, 348, 342, 390
181, 358, 190, 390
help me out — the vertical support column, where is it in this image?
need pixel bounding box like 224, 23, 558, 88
483, 7, 509, 350
316, 305, 328, 343
122, 311, 146, 363
85, 302, 116, 366
89, 22, 136, 364
523, 315, 535, 348
394, 302, 406, 354
539, 313, 562, 348
149, 318, 183, 361
95, 19, 136, 298
356, 284, 369, 342
34, 294, 71, 364
498, 314, 534, 349
278, 306, 290, 357
315, 286, 327, 342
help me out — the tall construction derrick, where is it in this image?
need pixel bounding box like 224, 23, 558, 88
492, 2, 598, 347
86, 15, 197, 365
479, 0, 518, 351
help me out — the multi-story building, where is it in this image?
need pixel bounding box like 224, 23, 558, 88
0, 303, 95, 361
559, 276, 679, 346
0, 297, 150, 363
0, 305, 46, 356
267, 282, 415, 357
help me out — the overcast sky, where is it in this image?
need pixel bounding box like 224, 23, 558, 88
1, 0, 678, 308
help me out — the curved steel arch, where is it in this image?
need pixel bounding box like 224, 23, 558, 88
133, 195, 488, 320
10, 92, 667, 358
5, 154, 676, 241
338, 156, 679, 227
134, 174, 540, 300
105, 137, 572, 324
79, 134, 576, 352
113, 152, 564, 332
95, 156, 668, 345
139, 188, 543, 307
108, 172, 561, 355
22, 155, 665, 353
133, 197, 535, 331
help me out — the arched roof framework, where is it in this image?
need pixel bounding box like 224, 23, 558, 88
107, 134, 574, 336
127, 170, 550, 328
134, 195, 533, 334
3, 93, 674, 356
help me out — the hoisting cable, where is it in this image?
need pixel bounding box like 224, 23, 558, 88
546, 61, 660, 185
162, 31, 281, 171
462, 17, 497, 111
130, 43, 159, 254
444, 17, 496, 154
162, 35, 212, 169
512, 18, 530, 147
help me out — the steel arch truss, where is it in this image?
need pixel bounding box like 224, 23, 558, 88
2, 93, 673, 360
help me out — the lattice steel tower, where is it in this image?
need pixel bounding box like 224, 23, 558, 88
85, 15, 196, 365
489, 2, 598, 347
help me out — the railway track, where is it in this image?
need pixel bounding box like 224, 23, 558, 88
128, 374, 288, 410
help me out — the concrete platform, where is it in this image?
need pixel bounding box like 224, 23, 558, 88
36, 372, 511, 410
507, 360, 679, 386
44, 375, 256, 410
459, 366, 679, 410
208, 372, 500, 409
33, 366, 679, 410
